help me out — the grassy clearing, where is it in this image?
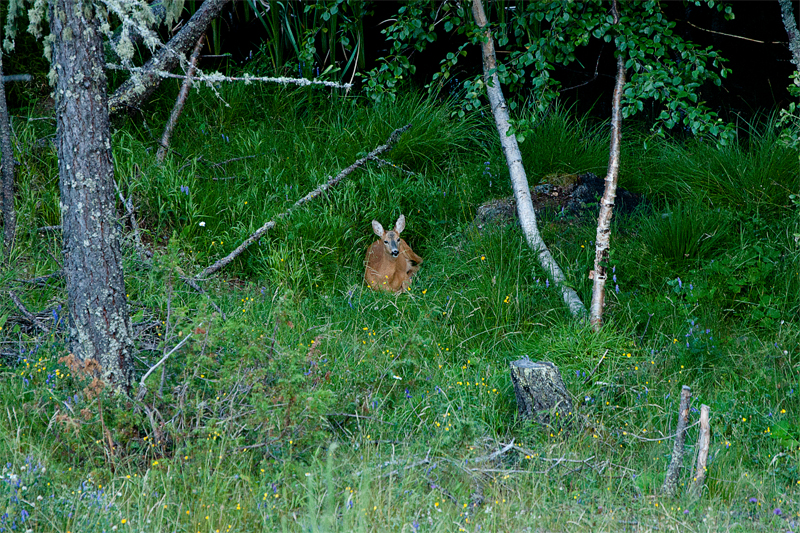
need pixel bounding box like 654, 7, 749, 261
1, 71, 798, 532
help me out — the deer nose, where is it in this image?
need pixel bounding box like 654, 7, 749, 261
391, 250, 399, 257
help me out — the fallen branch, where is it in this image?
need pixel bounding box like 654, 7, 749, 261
156, 34, 205, 163
193, 124, 411, 280
661, 385, 692, 497
9, 291, 50, 333
470, 0, 586, 320
470, 439, 515, 464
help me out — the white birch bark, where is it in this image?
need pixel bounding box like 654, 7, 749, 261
470, 0, 586, 320
589, 50, 626, 330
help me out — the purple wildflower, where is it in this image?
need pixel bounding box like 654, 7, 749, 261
749, 497, 758, 504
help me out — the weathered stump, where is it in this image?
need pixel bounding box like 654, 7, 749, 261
662, 385, 692, 497
509, 360, 574, 424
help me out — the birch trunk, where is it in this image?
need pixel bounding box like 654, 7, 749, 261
0, 43, 16, 254
589, 49, 626, 330
109, 0, 230, 114
470, 0, 587, 320
52, 0, 135, 392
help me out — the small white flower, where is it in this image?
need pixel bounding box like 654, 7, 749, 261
199, 221, 206, 227
393, 375, 402, 380
37, 495, 43, 501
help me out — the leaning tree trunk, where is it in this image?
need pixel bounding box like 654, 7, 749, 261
0, 44, 16, 254
471, 0, 587, 320
109, 0, 230, 114
589, 0, 626, 331
52, 0, 135, 392
779, 0, 800, 88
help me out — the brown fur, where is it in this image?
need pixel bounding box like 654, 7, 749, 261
364, 215, 423, 293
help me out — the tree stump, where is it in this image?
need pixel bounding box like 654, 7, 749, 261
509, 360, 574, 425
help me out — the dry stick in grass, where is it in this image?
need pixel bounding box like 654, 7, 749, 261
156, 34, 205, 163
691, 404, 711, 497
662, 385, 692, 497
193, 124, 412, 281
9, 291, 49, 333
590, 0, 626, 330
470, 0, 586, 320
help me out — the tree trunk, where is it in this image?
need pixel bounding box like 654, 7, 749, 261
108, 0, 230, 115
589, 3, 626, 330
0, 44, 16, 254
470, 0, 587, 320
779, 0, 800, 87
52, 0, 135, 392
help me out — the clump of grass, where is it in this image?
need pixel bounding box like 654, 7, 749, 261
638, 199, 733, 266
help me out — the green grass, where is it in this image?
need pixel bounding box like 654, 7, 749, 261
0, 75, 798, 532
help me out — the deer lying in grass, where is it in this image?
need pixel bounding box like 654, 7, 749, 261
364, 214, 423, 293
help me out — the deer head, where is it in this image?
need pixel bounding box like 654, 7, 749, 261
371, 214, 406, 258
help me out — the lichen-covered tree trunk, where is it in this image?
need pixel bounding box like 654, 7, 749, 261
0, 33, 16, 254
52, 0, 134, 392
109, 0, 230, 114
779, 0, 800, 87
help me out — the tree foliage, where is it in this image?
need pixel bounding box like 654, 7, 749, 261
364, 0, 736, 144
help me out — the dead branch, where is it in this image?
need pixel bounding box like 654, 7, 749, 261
16, 271, 64, 286
471, 440, 516, 464
193, 124, 411, 280
8, 291, 50, 333
178, 273, 226, 319
661, 385, 692, 497
114, 179, 150, 260
156, 34, 205, 163
109, 0, 230, 114
137, 327, 196, 393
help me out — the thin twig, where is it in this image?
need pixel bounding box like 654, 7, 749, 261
209, 154, 259, 168
584, 349, 609, 384
193, 124, 412, 280
138, 328, 197, 389
680, 19, 786, 44
178, 273, 226, 319
325, 412, 395, 425
8, 291, 50, 333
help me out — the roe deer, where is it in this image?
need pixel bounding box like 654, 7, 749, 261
364, 214, 423, 293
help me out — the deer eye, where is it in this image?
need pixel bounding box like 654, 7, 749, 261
384, 241, 388, 244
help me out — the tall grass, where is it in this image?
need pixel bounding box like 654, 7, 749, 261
1, 72, 798, 532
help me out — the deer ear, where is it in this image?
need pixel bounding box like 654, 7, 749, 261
372, 220, 384, 237
394, 214, 406, 234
